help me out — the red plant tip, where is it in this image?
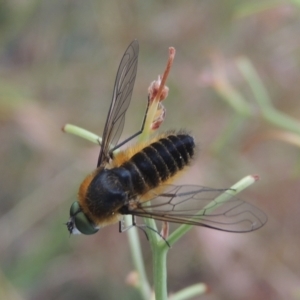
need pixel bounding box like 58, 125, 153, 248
151, 103, 166, 131
148, 76, 169, 103
205, 284, 211, 294
251, 174, 260, 181
169, 47, 175, 59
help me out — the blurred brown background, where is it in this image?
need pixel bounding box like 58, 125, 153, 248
1, 1, 300, 299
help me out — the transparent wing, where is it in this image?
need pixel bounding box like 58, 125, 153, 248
97, 40, 139, 167
129, 185, 267, 232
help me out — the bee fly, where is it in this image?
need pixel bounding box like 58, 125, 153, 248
66, 40, 267, 237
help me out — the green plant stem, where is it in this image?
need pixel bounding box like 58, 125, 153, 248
237, 57, 300, 136
169, 283, 207, 300
125, 216, 152, 299
152, 243, 168, 300
140, 100, 159, 142
213, 68, 252, 117
63, 124, 101, 144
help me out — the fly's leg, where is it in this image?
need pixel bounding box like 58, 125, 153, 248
109, 97, 150, 159
119, 216, 149, 241
119, 215, 171, 247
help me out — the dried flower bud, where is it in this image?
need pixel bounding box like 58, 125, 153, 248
148, 75, 169, 103
151, 103, 166, 130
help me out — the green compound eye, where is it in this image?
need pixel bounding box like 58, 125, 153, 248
74, 211, 99, 235
70, 201, 81, 216
69, 201, 99, 235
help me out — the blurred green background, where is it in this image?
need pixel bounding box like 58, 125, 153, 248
1, 0, 300, 299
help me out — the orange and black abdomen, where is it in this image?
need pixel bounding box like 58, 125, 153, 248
121, 133, 195, 195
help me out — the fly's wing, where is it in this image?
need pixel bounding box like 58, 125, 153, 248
130, 185, 267, 232
97, 40, 139, 167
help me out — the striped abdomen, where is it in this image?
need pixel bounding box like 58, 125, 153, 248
121, 132, 195, 195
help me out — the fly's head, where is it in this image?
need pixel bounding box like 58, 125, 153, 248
66, 201, 99, 235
